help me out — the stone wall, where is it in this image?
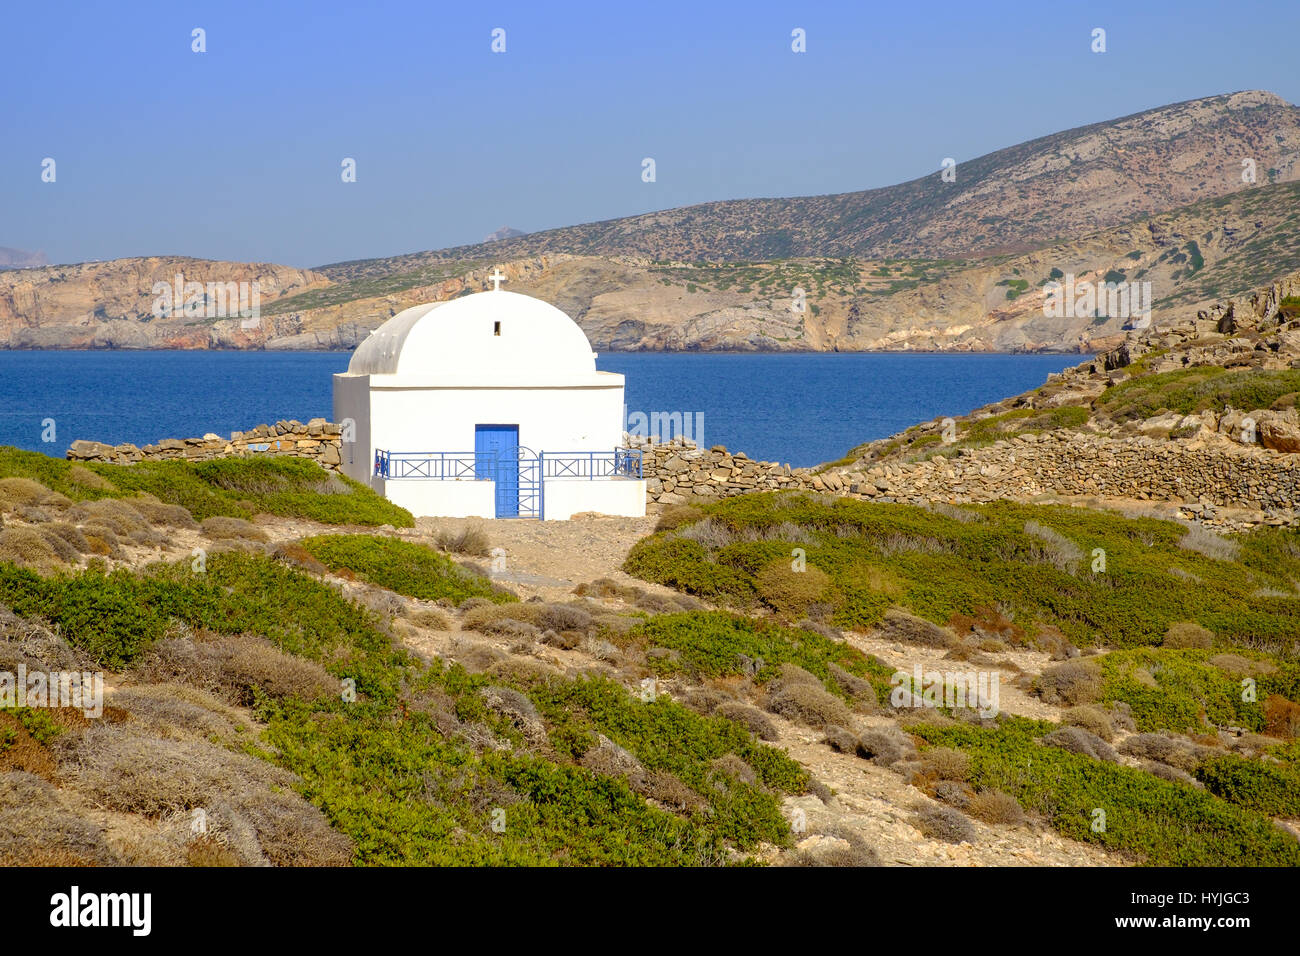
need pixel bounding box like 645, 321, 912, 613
632, 434, 1300, 527
64, 426, 1300, 529
66, 419, 344, 470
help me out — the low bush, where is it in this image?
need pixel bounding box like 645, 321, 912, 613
1163, 621, 1214, 649
966, 789, 1027, 826
912, 718, 1300, 865
1194, 754, 1300, 816
623, 493, 1300, 653
912, 804, 975, 843
1035, 660, 1102, 706
0, 449, 412, 527
199, 516, 268, 542
433, 525, 491, 557
302, 535, 513, 607
754, 561, 834, 619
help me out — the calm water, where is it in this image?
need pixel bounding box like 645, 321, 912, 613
0, 351, 1085, 467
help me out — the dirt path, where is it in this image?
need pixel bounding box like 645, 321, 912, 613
411, 514, 662, 602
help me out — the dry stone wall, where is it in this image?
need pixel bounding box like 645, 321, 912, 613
66, 419, 344, 470
64, 425, 1299, 528
632, 434, 1300, 527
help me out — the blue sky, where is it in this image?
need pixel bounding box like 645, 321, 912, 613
4, 0, 1297, 268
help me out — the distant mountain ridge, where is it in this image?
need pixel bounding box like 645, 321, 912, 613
322, 90, 1300, 277
0, 247, 48, 270
3, 90, 1300, 352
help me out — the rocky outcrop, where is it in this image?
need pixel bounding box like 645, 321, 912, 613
0, 257, 327, 350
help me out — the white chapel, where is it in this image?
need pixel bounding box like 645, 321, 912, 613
332, 271, 646, 520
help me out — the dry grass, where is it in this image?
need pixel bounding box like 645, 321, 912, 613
653, 504, 704, 532
822, 724, 860, 754
639, 770, 708, 813
110, 684, 252, 743
43, 521, 91, 555
1043, 726, 1119, 762
676, 518, 735, 550
1024, 520, 1083, 573
762, 664, 852, 729
480, 686, 547, 746
919, 746, 970, 781
713, 701, 779, 741
80, 524, 123, 557
0, 771, 119, 866
877, 607, 954, 648
130, 633, 337, 706
0, 712, 60, 778
56, 724, 292, 817
855, 727, 915, 766
1178, 523, 1240, 561
433, 524, 491, 557
781, 825, 881, 867
67, 465, 114, 490
0, 526, 63, 570
1119, 732, 1215, 772
966, 789, 1027, 826
911, 804, 976, 844
1062, 705, 1117, 741
405, 606, 453, 630
1264, 694, 1300, 740
1209, 653, 1276, 678
0, 477, 51, 508
272, 541, 328, 575
199, 516, 268, 542
1034, 659, 1102, 706
579, 734, 645, 785
131, 495, 199, 529
1163, 621, 1214, 649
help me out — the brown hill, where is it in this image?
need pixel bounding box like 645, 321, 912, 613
322, 90, 1300, 273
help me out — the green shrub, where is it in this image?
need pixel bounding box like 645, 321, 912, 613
1195, 754, 1300, 816
754, 561, 834, 618
623, 493, 1300, 653
626, 611, 893, 702
1097, 368, 1300, 421
0, 449, 411, 527
302, 535, 513, 606
911, 718, 1300, 866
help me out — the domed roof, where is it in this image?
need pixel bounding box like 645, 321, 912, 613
345, 289, 602, 385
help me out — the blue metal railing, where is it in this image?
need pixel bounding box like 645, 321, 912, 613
375, 447, 642, 480
374, 450, 488, 480
542, 448, 642, 479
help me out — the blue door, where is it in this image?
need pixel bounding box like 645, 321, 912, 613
474, 425, 519, 517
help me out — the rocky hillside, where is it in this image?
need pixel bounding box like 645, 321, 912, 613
325, 90, 1300, 270
815, 271, 1300, 527
257, 180, 1300, 353
0, 258, 327, 349
3, 91, 1298, 352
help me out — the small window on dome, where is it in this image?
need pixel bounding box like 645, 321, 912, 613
493, 321, 501, 336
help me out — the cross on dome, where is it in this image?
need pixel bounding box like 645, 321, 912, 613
488, 268, 506, 291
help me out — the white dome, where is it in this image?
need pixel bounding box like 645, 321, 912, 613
346, 290, 600, 384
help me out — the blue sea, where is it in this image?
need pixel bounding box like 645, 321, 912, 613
0, 351, 1086, 467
